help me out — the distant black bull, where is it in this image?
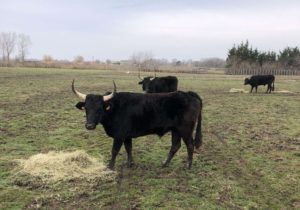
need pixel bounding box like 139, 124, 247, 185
138, 73, 178, 93
72, 80, 202, 169
244, 75, 275, 93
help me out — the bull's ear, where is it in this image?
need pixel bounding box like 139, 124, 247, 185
138, 81, 143, 85
75, 102, 85, 110
104, 102, 113, 112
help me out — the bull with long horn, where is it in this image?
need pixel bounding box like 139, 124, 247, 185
72, 79, 116, 130
72, 79, 203, 170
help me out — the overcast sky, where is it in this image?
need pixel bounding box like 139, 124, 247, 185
1, 0, 300, 61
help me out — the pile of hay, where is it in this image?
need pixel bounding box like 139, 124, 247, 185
228, 88, 295, 94
274, 90, 294, 94
229, 88, 249, 93
15, 150, 115, 183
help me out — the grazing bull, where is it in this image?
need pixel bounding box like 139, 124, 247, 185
138, 73, 178, 93
72, 80, 202, 169
244, 75, 275, 93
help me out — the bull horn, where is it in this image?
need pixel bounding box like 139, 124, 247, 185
103, 81, 117, 101
150, 72, 156, 81
72, 79, 86, 101
150, 71, 157, 81
138, 69, 144, 80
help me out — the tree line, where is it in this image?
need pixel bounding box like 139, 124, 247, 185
34, 52, 225, 73
130, 51, 225, 73
0, 32, 226, 72
226, 41, 300, 75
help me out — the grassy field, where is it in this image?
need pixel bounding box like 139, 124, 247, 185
0, 67, 300, 210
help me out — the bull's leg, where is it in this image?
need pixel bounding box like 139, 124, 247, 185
267, 84, 271, 93
108, 138, 123, 170
255, 86, 258, 93
124, 138, 134, 168
162, 131, 181, 167
250, 86, 254, 93
182, 135, 194, 169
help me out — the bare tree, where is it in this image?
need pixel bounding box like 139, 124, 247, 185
130, 52, 144, 66
73, 55, 84, 64
106, 59, 111, 64
43, 54, 53, 67
196, 58, 226, 68
0, 32, 16, 63
130, 51, 157, 72
0, 35, 4, 63
18, 34, 32, 62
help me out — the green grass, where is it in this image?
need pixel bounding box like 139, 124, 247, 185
0, 67, 300, 209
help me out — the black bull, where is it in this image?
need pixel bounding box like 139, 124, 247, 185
244, 75, 275, 93
72, 80, 203, 169
138, 76, 178, 93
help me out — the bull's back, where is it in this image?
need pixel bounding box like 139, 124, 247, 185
156, 76, 178, 92
108, 92, 200, 137
115, 91, 193, 116
251, 75, 275, 85
167, 77, 178, 91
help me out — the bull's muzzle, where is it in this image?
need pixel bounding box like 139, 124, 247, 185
85, 123, 96, 130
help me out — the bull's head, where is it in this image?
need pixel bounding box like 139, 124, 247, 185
72, 80, 116, 130
244, 78, 250, 85
138, 70, 156, 92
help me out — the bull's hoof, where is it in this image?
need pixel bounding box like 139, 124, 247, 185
194, 144, 202, 149
185, 162, 192, 170
127, 161, 135, 168
107, 162, 115, 170
162, 160, 169, 168
194, 147, 201, 154
107, 165, 114, 170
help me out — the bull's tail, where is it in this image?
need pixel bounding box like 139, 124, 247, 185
194, 100, 203, 149
187, 92, 203, 149
272, 79, 275, 91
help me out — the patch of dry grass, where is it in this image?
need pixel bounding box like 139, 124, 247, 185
229, 88, 249, 93
15, 150, 116, 183
274, 90, 294, 93
229, 88, 297, 94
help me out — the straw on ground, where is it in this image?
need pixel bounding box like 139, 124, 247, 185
16, 150, 116, 183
